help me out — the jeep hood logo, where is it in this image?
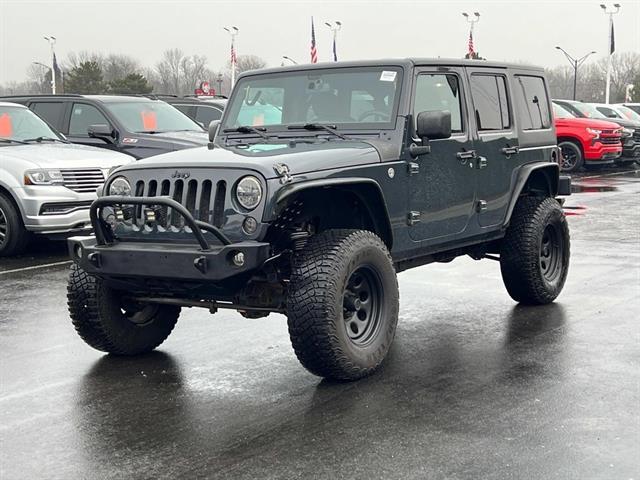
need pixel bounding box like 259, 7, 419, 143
171, 171, 191, 179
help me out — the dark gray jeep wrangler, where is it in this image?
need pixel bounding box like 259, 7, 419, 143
67, 59, 571, 381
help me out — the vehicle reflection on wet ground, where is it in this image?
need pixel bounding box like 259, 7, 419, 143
0, 166, 639, 479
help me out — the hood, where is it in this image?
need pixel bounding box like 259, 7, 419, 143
117, 140, 382, 179
142, 130, 209, 148
554, 117, 624, 130
0, 142, 134, 170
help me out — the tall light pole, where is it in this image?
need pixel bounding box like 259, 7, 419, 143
555, 47, 597, 100
462, 12, 480, 59
43, 36, 56, 94
600, 3, 621, 104
224, 26, 239, 90
282, 56, 298, 65
324, 21, 342, 62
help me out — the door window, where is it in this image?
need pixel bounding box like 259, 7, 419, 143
413, 74, 463, 133
195, 105, 222, 125
513, 75, 551, 130
31, 102, 65, 130
69, 103, 110, 135
470, 75, 510, 131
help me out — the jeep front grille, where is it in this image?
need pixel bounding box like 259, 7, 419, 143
132, 178, 227, 228
61, 169, 105, 193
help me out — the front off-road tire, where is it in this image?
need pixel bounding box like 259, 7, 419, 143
67, 264, 180, 354
287, 229, 399, 381
500, 196, 570, 305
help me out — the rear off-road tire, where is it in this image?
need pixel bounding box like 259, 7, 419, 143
287, 229, 399, 381
500, 196, 570, 305
67, 264, 180, 354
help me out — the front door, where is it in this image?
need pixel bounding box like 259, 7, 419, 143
66, 102, 117, 151
408, 69, 476, 243
467, 69, 519, 228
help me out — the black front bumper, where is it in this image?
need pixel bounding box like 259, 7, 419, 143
68, 195, 271, 282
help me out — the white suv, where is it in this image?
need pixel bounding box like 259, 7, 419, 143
0, 102, 133, 256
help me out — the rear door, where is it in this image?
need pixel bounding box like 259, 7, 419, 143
29, 100, 68, 132
407, 67, 477, 243
466, 68, 519, 228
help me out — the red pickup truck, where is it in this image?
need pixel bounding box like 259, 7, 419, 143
553, 102, 623, 172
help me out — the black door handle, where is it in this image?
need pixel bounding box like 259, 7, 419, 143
456, 150, 477, 160
501, 146, 520, 156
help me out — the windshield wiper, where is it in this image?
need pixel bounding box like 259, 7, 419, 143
287, 123, 348, 140
223, 125, 269, 141
0, 138, 28, 144
23, 136, 67, 143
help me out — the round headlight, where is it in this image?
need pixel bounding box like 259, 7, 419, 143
109, 176, 131, 196
236, 176, 262, 210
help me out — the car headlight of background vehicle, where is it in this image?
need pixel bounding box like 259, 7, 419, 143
621, 128, 633, 137
586, 128, 602, 139
108, 176, 132, 196
235, 176, 263, 210
24, 169, 63, 186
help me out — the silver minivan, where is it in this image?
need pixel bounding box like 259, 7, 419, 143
0, 102, 133, 256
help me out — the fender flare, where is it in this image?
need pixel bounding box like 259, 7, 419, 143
272, 177, 394, 248
503, 162, 560, 228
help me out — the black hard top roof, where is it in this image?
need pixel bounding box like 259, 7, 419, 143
239, 58, 545, 78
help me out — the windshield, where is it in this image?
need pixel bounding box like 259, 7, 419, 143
571, 102, 607, 119
0, 105, 61, 143
104, 101, 204, 133
617, 105, 640, 122
222, 67, 402, 131
553, 103, 574, 119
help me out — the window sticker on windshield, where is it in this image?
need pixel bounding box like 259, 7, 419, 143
380, 71, 397, 82
252, 114, 265, 126
141, 110, 158, 130
0, 113, 12, 137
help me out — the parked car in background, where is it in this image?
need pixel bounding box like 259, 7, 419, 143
0, 94, 208, 159
0, 102, 133, 256
155, 95, 227, 128
592, 103, 640, 123
553, 99, 640, 163
552, 102, 622, 172
620, 103, 640, 115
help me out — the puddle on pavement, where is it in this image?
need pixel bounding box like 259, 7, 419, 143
571, 183, 619, 193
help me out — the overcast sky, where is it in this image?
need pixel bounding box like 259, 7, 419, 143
0, 0, 638, 84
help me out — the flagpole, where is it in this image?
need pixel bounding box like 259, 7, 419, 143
325, 21, 342, 62
462, 12, 480, 59
224, 26, 239, 90
44, 36, 56, 94
600, 3, 621, 104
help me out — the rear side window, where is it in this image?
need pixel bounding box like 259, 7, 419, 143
31, 102, 65, 130
513, 75, 551, 130
470, 74, 510, 131
195, 105, 222, 125
414, 73, 463, 133
69, 103, 110, 135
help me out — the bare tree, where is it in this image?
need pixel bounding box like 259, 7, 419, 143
154, 49, 213, 95
229, 55, 267, 75
25, 63, 51, 93
102, 54, 141, 83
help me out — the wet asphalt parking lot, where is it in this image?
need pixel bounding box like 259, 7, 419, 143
1, 168, 639, 480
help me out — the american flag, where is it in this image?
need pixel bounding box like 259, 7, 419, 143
231, 41, 237, 66
310, 17, 318, 63
467, 30, 475, 58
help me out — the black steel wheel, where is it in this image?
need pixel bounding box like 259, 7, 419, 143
500, 196, 570, 305
343, 265, 384, 346
558, 141, 584, 172
0, 193, 29, 257
287, 229, 399, 381
67, 265, 180, 354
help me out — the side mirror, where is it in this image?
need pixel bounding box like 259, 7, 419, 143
88, 124, 115, 143
416, 110, 452, 140
208, 120, 221, 142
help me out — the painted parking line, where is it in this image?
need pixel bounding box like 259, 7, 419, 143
0, 260, 72, 276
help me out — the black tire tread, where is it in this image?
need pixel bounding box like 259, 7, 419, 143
0, 192, 29, 257
500, 196, 570, 305
287, 229, 399, 380
67, 264, 179, 354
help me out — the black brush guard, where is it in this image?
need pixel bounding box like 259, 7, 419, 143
68, 196, 271, 282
